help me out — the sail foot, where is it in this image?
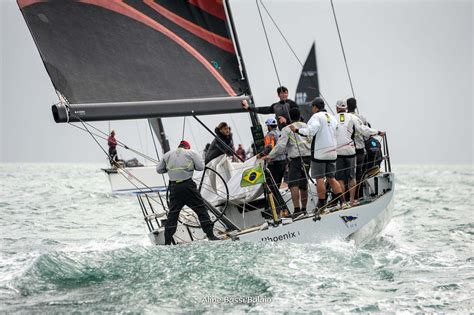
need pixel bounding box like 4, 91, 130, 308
51, 96, 250, 123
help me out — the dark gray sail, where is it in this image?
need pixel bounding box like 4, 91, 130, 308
18, 0, 250, 122
295, 42, 320, 122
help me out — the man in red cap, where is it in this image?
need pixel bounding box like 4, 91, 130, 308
157, 140, 219, 244
107, 130, 118, 166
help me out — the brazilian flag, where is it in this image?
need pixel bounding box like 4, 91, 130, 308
240, 164, 265, 187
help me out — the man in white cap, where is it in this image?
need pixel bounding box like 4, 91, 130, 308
335, 100, 358, 206
346, 97, 386, 202
337, 99, 386, 205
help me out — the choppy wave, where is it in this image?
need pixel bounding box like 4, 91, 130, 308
0, 164, 473, 313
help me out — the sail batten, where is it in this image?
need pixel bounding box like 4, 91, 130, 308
18, 0, 249, 120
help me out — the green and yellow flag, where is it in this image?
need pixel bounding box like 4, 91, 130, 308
240, 163, 265, 187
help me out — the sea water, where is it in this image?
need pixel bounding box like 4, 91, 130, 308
0, 164, 472, 313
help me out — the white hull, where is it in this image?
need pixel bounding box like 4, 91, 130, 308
147, 172, 395, 246
238, 188, 394, 246
103, 166, 168, 194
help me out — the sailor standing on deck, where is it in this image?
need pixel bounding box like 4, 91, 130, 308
264, 108, 312, 216
290, 97, 343, 210
156, 140, 219, 245
346, 97, 385, 198
335, 100, 358, 206
107, 130, 118, 166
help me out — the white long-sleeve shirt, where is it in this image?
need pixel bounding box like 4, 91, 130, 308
298, 110, 338, 161
335, 112, 356, 157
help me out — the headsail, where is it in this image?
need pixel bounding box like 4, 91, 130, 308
18, 0, 249, 122
295, 42, 320, 122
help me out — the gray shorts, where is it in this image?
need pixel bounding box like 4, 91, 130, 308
288, 157, 311, 189
310, 160, 336, 179
335, 156, 356, 181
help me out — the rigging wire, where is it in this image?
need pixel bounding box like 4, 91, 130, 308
256, 0, 316, 206
228, 114, 243, 146
256, 0, 282, 88
147, 120, 161, 162
330, 0, 356, 99
135, 120, 145, 159
181, 116, 186, 140
259, 0, 336, 115
67, 122, 159, 164
147, 119, 168, 193
187, 118, 200, 152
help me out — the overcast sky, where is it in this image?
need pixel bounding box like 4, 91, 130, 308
1, 0, 472, 164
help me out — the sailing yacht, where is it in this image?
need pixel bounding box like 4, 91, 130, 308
17, 0, 394, 246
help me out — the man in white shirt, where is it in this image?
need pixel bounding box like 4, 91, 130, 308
346, 97, 385, 200
290, 97, 343, 210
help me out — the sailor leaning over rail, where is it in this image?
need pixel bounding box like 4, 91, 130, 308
263, 108, 312, 217
290, 97, 343, 210
241, 86, 299, 130
204, 122, 234, 165
156, 140, 219, 245
346, 97, 385, 200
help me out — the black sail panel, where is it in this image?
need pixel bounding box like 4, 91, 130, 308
18, 0, 249, 120
295, 42, 320, 122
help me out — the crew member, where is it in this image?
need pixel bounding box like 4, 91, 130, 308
236, 144, 247, 161
346, 97, 385, 199
291, 97, 342, 210
265, 108, 312, 216
335, 100, 357, 206
156, 140, 219, 245
205, 122, 234, 164
262, 118, 287, 189
108, 130, 118, 166
241, 86, 299, 130
260, 118, 289, 217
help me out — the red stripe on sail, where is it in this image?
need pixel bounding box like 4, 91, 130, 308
144, 0, 234, 54
187, 0, 226, 20
17, 0, 45, 8
78, 0, 236, 96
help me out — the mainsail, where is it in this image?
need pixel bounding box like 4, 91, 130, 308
18, 0, 250, 122
295, 42, 320, 122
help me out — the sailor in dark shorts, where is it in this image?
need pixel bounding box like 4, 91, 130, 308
346, 97, 385, 200
265, 108, 312, 216
334, 100, 357, 206
291, 97, 342, 210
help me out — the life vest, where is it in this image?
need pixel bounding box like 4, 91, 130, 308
364, 136, 382, 167
264, 133, 276, 148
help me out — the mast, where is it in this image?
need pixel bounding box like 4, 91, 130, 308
149, 118, 170, 154
223, 0, 264, 153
